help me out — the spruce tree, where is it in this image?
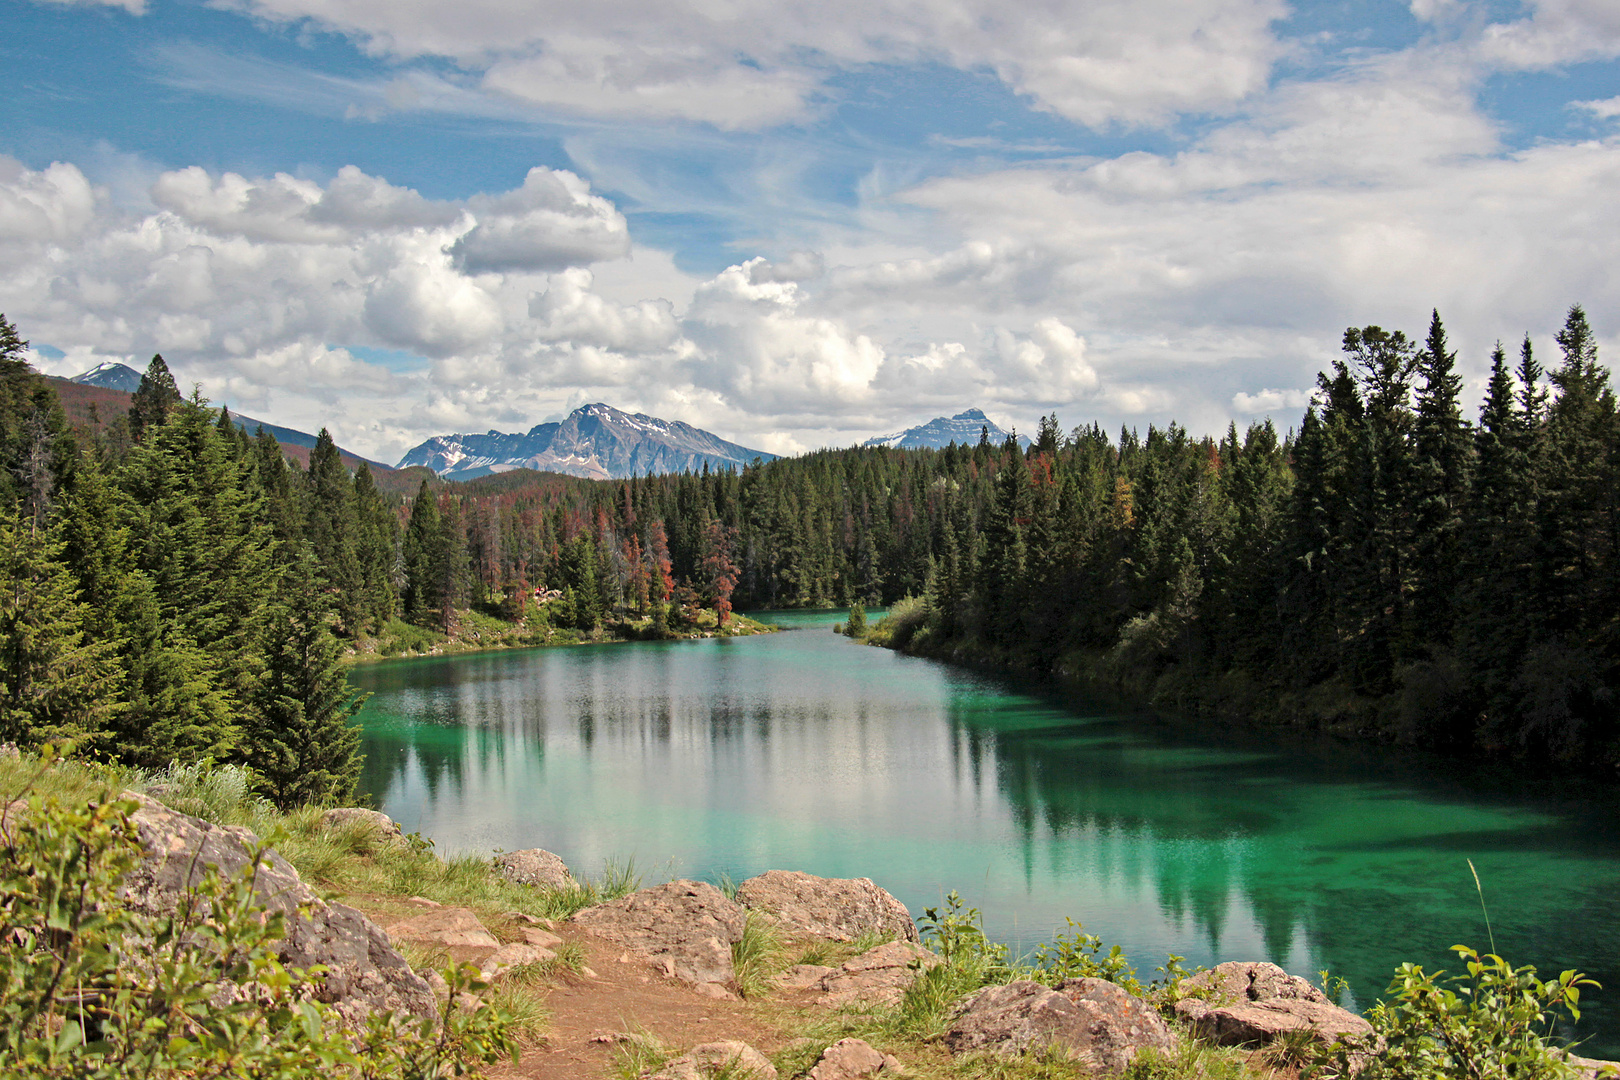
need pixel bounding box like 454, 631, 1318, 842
402, 480, 443, 627
244, 552, 366, 808
303, 429, 363, 634
352, 462, 399, 631
1410, 310, 1472, 644
0, 509, 118, 750
128, 354, 181, 443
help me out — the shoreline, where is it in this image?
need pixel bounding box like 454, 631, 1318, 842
342, 609, 779, 667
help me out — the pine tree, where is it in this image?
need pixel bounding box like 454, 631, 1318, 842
0, 508, 118, 749
243, 552, 366, 808
128, 354, 181, 443
303, 429, 363, 634
1410, 310, 1472, 644
402, 480, 443, 626
352, 462, 399, 630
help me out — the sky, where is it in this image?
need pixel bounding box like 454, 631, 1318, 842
2, 0, 1618, 464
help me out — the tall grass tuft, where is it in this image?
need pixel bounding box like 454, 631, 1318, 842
731, 910, 785, 998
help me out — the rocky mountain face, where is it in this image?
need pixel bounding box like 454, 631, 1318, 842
71, 361, 144, 393
398, 403, 777, 481
863, 408, 1030, 450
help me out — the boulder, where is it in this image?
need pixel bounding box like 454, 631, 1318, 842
1173, 962, 1372, 1047
572, 880, 745, 995
735, 870, 918, 943
816, 940, 941, 1009
383, 907, 502, 964
479, 941, 555, 979
495, 848, 575, 890
1561, 1052, 1620, 1079
808, 1038, 903, 1078
318, 807, 402, 837
944, 978, 1176, 1073
120, 792, 436, 1027
519, 925, 563, 948
646, 1040, 778, 1080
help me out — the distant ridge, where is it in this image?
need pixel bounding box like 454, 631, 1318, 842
863, 408, 1030, 451
71, 361, 144, 393
398, 403, 778, 481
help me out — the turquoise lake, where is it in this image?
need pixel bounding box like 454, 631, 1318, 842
350, 610, 1620, 1055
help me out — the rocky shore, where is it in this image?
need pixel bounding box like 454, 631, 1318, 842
80, 793, 1620, 1080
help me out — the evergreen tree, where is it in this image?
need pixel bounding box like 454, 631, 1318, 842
303, 429, 363, 634
0, 508, 118, 749
244, 552, 366, 808
128, 354, 181, 443
1410, 310, 1472, 643
352, 463, 399, 630
402, 480, 443, 626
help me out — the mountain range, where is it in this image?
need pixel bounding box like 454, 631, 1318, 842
862, 408, 1029, 450
397, 403, 777, 481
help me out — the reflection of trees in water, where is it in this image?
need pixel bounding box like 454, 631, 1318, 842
959, 707, 1620, 1054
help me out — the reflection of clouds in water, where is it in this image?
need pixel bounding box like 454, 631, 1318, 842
350, 628, 1620, 1056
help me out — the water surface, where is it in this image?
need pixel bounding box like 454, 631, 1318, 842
351, 612, 1620, 1054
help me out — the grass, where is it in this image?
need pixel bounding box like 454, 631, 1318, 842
732, 909, 787, 999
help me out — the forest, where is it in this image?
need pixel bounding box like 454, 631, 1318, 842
0, 303, 1614, 794
428, 304, 1619, 771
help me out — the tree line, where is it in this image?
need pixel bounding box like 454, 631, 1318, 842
3, 302, 1613, 780
426, 305, 1616, 769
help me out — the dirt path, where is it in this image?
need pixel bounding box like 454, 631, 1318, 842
498, 925, 789, 1080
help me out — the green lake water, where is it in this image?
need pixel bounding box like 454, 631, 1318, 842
350, 610, 1620, 1055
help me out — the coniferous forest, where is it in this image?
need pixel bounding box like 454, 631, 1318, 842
1, 303, 1616, 796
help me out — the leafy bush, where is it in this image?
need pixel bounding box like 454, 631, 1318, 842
865, 596, 929, 648
0, 785, 519, 1079
1314, 946, 1601, 1080
1031, 918, 1142, 994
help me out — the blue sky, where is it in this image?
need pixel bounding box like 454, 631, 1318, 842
3, 0, 1617, 461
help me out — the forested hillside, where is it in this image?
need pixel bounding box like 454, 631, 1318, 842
435, 305, 1617, 770
3, 303, 1614, 781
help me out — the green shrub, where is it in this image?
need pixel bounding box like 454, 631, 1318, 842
0, 785, 518, 1079
866, 596, 928, 649
1031, 917, 1142, 994
1314, 946, 1600, 1080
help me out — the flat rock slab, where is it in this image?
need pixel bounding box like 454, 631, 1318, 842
736, 870, 918, 943
1174, 962, 1372, 1047
384, 907, 502, 964
808, 1037, 904, 1079
495, 848, 575, 890
816, 940, 941, 1009
646, 1040, 778, 1080
121, 792, 435, 1027
572, 880, 745, 995
480, 941, 556, 979
945, 977, 1176, 1073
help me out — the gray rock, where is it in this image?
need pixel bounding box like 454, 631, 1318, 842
815, 940, 942, 1009
1173, 962, 1372, 1047
646, 1040, 778, 1079
944, 978, 1176, 1073
384, 907, 502, 968
479, 942, 555, 979
319, 807, 402, 836
494, 847, 575, 890
120, 792, 436, 1027
572, 880, 745, 995
736, 870, 918, 943
808, 1037, 903, 1078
